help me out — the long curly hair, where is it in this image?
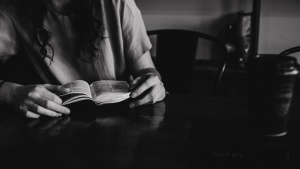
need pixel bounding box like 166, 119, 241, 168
23, 0, 104, 62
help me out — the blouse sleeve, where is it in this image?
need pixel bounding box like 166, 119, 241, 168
122, 0, 152, 62
0, 11, 19, 63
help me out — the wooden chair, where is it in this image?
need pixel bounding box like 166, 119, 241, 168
147, 29, 230, 95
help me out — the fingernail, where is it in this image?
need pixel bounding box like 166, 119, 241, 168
131, 92, 137, 98
55, 97, 63, 104
65, 108, 70, 114
129, 103, 135, 108
65, 88, 71, 92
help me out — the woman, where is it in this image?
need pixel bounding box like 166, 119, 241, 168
0, 0, 165, 118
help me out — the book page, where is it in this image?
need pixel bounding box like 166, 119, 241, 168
60, 80, 92, 97
90, 80, 130, 105
60, 80, 93, 105
60, 93, 93, 105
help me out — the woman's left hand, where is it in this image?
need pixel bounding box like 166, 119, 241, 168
129, 73, 166, 108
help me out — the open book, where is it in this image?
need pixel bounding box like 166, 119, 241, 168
60, 80, 131, 106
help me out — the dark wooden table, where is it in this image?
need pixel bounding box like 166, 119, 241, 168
0, 94, 299, 169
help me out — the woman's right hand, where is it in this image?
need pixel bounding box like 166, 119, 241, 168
8, 83, 71, 118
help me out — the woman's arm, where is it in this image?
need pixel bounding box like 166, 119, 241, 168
128, 51, 166, 108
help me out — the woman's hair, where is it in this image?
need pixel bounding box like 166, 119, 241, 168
23, 0, 104, 62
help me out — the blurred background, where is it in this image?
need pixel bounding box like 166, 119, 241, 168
136, 0, 300, 100
136, 0, 300, 61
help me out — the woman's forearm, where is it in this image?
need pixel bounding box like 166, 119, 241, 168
0, 81, 21, 105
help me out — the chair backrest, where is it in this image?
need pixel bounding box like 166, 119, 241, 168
147, 29, 229, 95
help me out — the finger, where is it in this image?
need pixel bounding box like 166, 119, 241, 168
31, 93, 70, 114
129, 73, 156, 90
43, 84, 71, 94
28, 104, 62, 117
28, 85, 62, 104
130, 95, 152, 108
130, 75, 160, 99
129, 76, 142, 90
23, 110, 41, 119
130, 83, 165, 108
18, 102, 41, 118
130, 86, 158, 108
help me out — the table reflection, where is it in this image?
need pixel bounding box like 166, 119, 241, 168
25, 101, 166, 139
1, 95, 250, 169
95, 100, 165, 130
27, 116, 71, 140
2, 101, 170, 169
